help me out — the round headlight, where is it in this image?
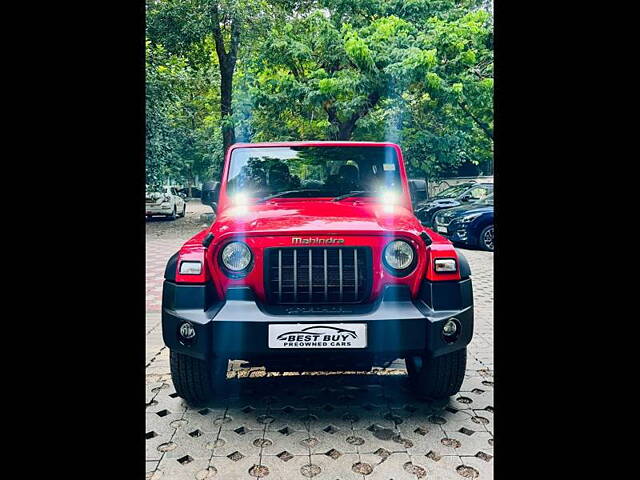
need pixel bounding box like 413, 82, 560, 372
383, 240, 415, 274
221, 241, 252, 273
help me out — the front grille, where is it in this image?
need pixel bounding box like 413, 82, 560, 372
265, 247, 371, 304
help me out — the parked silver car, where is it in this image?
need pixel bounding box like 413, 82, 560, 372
145, 186, 186, 220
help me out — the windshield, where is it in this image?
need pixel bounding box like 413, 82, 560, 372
434, 184, 474, 199
475, 193, 494, 206
226, 146, 402, 200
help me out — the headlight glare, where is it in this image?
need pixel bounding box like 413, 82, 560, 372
221, 241, 252, 273
383, 240, 415, 273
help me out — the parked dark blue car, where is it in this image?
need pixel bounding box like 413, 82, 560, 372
432, 194, 494, 251
414, 182, 493, 227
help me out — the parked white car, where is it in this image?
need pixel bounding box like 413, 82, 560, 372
146, 186, 186, 220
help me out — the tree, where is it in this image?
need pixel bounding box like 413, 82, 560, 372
147, 0, 277, 153
245, 1, 493, 176
145, 0, 493, 185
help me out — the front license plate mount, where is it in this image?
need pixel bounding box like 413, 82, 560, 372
268, 323, 367, 349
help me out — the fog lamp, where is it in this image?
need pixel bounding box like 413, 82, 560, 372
443, 319, 458, 336
442, 318, 459, 342
179, 322, 196, 340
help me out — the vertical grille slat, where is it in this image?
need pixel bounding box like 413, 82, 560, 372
338, 249, 343, 301
266, 246, 369, 305
324, 249, 328, 302
354, 249, 358, 299
278, 250, 282, 301
308, 250, 313, 297
293, 250, 297, 302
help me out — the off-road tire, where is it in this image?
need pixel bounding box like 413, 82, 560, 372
170, 350, 226, 405
479, 225, 494, 251
406, 348, 466, 399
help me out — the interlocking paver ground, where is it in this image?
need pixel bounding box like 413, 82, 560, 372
146, 210, 493, 479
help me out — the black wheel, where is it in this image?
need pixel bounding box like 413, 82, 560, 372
170, 350, 227, 406
180, 204, 186, 217
168, 206, 177, 220
406, 349, 466, 399
479, 225, 494, 251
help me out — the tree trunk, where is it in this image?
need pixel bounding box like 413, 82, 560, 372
323, 91, 381, 140
211, 3, 240, 153
220, 65, 235, 151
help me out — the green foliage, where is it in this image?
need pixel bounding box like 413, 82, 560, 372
146, 0, 493, 185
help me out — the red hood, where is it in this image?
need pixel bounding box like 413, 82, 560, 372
212, 199, 426, 238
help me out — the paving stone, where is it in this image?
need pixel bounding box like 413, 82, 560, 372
434, 410, 486, 433
305, 453, 364, 480
367, 452, 421, 480
435, 430, 494, 457
210, 454, 263, 478
182, 409, 228, 434
146, 431, 174, 461
396, 423, 449, 457
163, 431, 215, 460
265, 454, 324, 480
155, 456, 212, 479
208, 427, 269, 458
302, 428, 360, 455
456, 455, 494, 478
415, 453, 467, 480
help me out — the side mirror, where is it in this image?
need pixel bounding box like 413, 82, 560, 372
408, 179, 428, 205
460, 194, 473, 202
202, 181, 220, 212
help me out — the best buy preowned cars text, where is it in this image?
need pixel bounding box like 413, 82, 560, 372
162, 141, 474, 404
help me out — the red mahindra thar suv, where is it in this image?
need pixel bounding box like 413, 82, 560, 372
162, 141, 473, 404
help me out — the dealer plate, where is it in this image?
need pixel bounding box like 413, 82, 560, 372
268, 323, 367, 349
436, 225, 448, 233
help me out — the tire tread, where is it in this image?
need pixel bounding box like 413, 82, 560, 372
170, 350, 216, 405
409, 348, 466, 399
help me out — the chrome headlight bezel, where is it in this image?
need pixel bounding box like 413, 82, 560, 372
219, 241, 253, 277
382, 239, 417, 277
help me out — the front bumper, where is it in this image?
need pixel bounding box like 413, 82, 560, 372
435, 221, 476, 246
162, 278, 473, 367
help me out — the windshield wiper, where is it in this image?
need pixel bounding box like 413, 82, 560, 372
256, 189, 323, 203
331, 190, 375, 202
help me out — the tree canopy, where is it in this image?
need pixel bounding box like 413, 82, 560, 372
146, 0, 493, 186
